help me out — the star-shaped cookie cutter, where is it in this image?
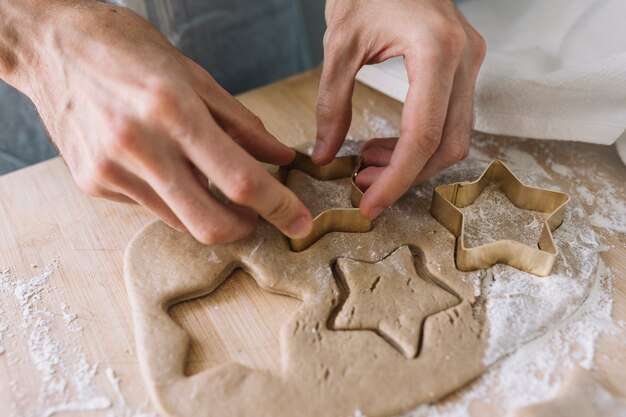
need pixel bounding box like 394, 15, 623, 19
430, 160, 570, 276
276, 150, 372, 251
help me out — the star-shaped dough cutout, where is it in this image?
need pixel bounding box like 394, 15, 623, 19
431, 160, 570, 276
332, 246, 459, 358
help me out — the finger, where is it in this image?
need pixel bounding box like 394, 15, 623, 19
73, 167, 136, 204
355, 166, 384, 189
359, 50, 458, 219
147, 158, 259, 244
312, 42, 360, 164
361, 58, 477, 186
208, 94, 294, 166
361, 143, 394, 167
182, 55, 294, 166
412, 60, 475, 184
177, 110, 313, 239
412, 16, 485, 184
118, 132, 260, 244
360, 62, 473, 186
360, 137, 398, 153
103, 164, 187, 233
360, 60, 474, 186
90, 186, 136, 204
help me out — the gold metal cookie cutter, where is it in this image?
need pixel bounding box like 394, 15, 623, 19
430, 160, 570, 277
276, 150, 372, 252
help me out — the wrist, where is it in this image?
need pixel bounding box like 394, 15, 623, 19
0, 0, 87, 91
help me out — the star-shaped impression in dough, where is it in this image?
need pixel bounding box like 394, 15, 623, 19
332, 246, 459, 358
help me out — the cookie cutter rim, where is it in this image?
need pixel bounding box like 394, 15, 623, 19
430, 160, 570, 277
276, 150, 372, 252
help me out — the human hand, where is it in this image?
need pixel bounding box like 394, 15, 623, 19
7, 2, 313, 244
313, 0, 486, 219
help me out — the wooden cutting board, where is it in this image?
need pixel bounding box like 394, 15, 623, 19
0, 68, 624, 416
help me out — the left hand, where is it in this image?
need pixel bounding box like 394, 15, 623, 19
312, 0, 486, 220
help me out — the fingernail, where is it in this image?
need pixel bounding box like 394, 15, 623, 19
369, 205, 385, 219
288, 215, 312, 238
312, 139, 325, 159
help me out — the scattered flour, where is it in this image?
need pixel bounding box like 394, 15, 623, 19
586, 181, 626, 234
42, 397, 112, 417
354, 409, 367, 417
547, 159, 625, 234
0, 306, 7, 355
60, 303, 79, 328
207, 252, 222, 264
471, 134, 626, 234
0, 260, 158, 417
362, 108, 400, 138
106, 367, 126, 408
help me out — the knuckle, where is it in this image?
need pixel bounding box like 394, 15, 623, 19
322, 26, 342, 50
443, 140, 470, 166
90, 157, 117, 181
249, 114, 265, 130
394, 173, 417, 196
228, 172, 261, 204
194, 221, 250, 245
265, 193, 296, 223
323, 25, 352, 58
141, 77, 186, 124
470, 32, 487, 66
75, 175, 104, 197
107, 119, 139, 154
316, 90, 335, 118
441, 26, 467, 57
427, 18, 467, 59
408, 124, 443, 155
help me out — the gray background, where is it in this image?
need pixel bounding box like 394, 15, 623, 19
300, 0, 326, 65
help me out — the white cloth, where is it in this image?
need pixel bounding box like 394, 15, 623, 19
356, 0, 626, 165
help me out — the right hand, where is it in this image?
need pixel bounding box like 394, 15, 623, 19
14, 2, 313, 244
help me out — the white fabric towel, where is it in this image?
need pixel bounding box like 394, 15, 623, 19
356, 0, 626, 165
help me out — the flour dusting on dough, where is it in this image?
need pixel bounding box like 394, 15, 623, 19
461, 184, 547, 248
207, 252, 222, 264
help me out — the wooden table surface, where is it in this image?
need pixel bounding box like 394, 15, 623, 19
1, 68, 625, 417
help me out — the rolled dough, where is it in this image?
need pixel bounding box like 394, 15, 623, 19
123, 157, 599, 417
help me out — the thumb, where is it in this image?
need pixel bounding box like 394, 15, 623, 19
313, 53, 359, 164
